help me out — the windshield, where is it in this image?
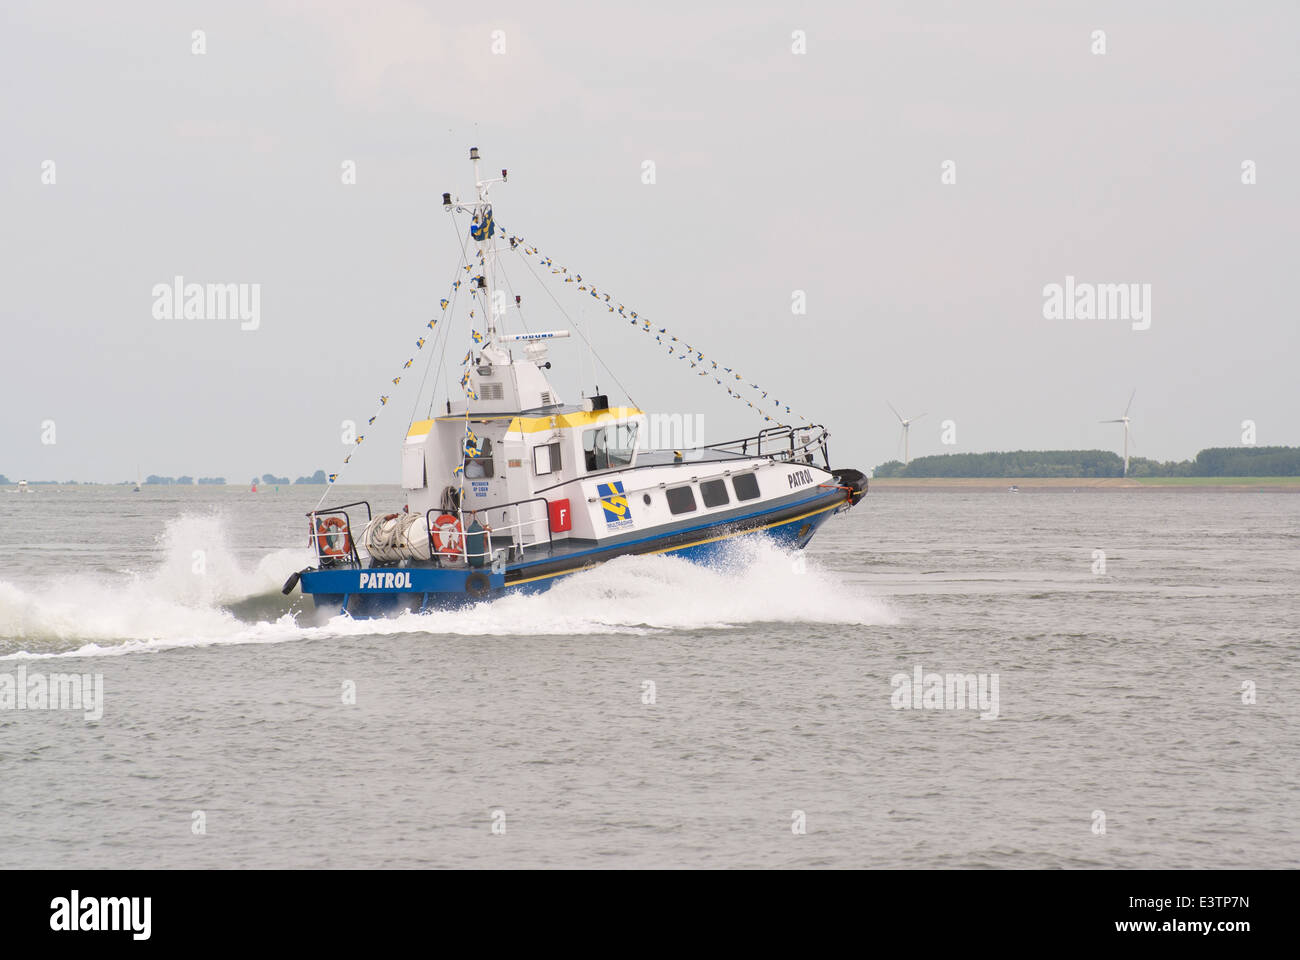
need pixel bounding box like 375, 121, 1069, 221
583, 422, 638, 471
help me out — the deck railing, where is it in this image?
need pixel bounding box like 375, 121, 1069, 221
308, 496, 553, 571
305, 500, 372, 568
692, 424, 828, 463
426, 496, 554, 568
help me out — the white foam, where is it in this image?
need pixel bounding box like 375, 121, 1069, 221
0, 515, 893, 660
144, 513, 311, 605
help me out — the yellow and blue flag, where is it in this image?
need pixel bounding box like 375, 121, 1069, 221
470, 206, 495, 240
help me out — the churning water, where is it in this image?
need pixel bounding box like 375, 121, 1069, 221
0, 484, 1296, 867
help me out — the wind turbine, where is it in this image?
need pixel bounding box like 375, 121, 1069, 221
888, 402, 926, 467
1101, 389, 1136, 476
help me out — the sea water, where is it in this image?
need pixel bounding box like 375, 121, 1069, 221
0, 484, 1296, 867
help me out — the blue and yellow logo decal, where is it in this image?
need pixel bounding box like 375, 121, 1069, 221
597, 481, 633, 527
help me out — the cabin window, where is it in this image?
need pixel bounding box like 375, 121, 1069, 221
533, 441, 562, 476
665, 485, 697, 515
464, 437, 494, 479
732, 472, 760, 501
583, 421, 638, 471
699, 478, 729, 508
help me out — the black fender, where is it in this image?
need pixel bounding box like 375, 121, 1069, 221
831, 468, 868, 505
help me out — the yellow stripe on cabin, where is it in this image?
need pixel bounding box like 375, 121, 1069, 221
504, 407, 643, 435
417, 408, 644, 436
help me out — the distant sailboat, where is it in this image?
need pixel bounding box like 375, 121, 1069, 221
133, 467, 142, 492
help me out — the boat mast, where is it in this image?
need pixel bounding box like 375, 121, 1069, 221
443, 147, 508, 346
469, 146, 506, 340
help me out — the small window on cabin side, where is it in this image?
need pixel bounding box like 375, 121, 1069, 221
533, 441, 562, 476
699, 478, 729, 508
665, 486, 697, 515
732, 473, 760, 501
464, 437, 494, 479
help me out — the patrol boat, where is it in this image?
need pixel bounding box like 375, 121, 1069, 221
286, 149, 867, 616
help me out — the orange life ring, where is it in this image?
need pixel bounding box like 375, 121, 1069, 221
315, 516, 352, 557
431, 513, 464, 556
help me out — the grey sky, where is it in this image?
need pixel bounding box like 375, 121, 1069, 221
2, 0, 1296, 483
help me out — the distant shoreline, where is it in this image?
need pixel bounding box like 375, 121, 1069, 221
5, 476, 1299, 493
868, 477, 1300, 491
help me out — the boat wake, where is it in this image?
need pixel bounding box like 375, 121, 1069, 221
0, 516, 894, 660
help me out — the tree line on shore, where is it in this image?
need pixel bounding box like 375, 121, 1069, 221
0, 469, 330, 485
873, 446, 1300, 478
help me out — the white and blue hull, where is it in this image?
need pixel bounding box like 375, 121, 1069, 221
296, 478, 861, 617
